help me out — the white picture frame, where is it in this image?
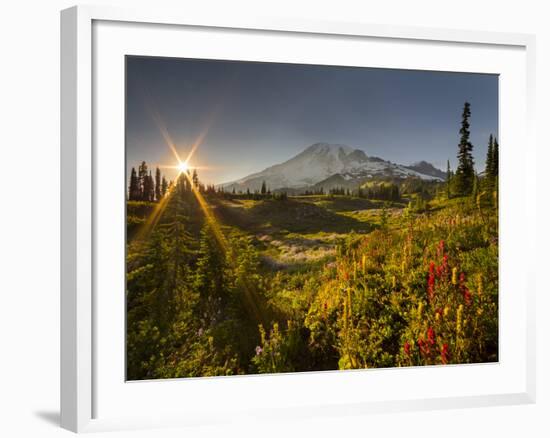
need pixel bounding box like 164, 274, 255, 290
60, 4, 536, 433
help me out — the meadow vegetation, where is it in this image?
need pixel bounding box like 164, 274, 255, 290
126, 102, 499, 379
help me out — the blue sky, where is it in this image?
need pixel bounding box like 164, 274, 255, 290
126, 56, 498, 185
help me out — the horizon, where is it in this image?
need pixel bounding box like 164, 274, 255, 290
126, 56, 498, 186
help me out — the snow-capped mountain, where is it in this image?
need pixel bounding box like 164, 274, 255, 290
222, 143, 444, 191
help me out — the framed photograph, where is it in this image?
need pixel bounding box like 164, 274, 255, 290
61, 5, 536, 433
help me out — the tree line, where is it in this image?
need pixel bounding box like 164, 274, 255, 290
446, 102, 499, 199
128, 161, 170, 202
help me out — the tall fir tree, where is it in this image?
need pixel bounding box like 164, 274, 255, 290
155, 167, 162, 201
454, 102, 475, 195
194, 222, 229, 323
144, 171, 154, 202
129, 167, 140, 200
484, 134, 495, 191
161, 176, 168, 197
137, 161, 148, 200
192, 169, 199, 188
492, 138, 499, 178
446, 160, 452, 199
261, 181, 267, 195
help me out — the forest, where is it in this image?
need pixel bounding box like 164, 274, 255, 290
126, 102, 499, 379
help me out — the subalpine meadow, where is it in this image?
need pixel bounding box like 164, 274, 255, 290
126, 101, 499, 380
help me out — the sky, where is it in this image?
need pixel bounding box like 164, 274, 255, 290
126, 56, 498, 185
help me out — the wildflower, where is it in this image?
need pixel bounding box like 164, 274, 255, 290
427, 271, 435, 301
441, 343, 449, 364
418, 338, 429, 356
427, 326, 436, 345
456, 304, 464, 334
392, 275, 397, 289
361, 254, 367, 273
417, 302, 424, 317
437, 240, 445, 257
323, 302, 328, 311
435, 312, 441, 323
255, 346, 263, 355
443, 306, 450, 318
452, 267, 458, 285
404, 341, 411, 356
442, 254, 449, 270
477, 274, 483, 296
463, 288, 472, 305
459, 272, 466, 285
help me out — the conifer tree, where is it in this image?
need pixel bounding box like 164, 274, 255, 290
484, 134, 495, 191
192, 169, 199, 189
261, 181, 267, 195
194, 222, 229, 323
454, 102, 475, 195
129, 167, 140, 200
492, 138, 499, 178
144, 171, 154, 201
161, 176, 168, 197
446, 160, 452, 199
138, 161, 148, 201
155, 167, 162, 201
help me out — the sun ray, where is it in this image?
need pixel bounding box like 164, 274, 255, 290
149, 107, 182, 163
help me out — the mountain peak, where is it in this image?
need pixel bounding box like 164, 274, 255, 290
222, 142, 444, 191
405, 161, 446, 180
305, 143, 355, 154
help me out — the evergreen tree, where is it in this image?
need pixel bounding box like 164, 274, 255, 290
261, 181, 267, 195
144, 171, 154, 202
194, 223, 229, 323
155, 167, 162, 201
454, 102, 475, 195
161, 176, 168, 197
138, 161, 148, 200
484, 134, 495, 191
192, 169, 199, 189
129, 167, 140, 200
492, 138, 499, 178
446, 160, 452, 199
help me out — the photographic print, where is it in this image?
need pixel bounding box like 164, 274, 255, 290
126, 56, 498, 380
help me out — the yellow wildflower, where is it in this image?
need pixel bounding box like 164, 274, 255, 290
452, 267, 458, 285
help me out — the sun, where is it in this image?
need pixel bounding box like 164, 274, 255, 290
177, 161, 189, 173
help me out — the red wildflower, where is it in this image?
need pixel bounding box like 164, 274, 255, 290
429, 261, 435, 275
436, 265, 443, 278
459, 272, 466, 285
418, 338, 430, 356
463, 288, 472, 305
427, 267, 436, 302
437, 240, 445, 257
441, 343, 449, 364
442, 254, 449, 272
427, 327, 436, 345
404, 341, 411, 356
